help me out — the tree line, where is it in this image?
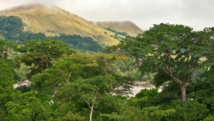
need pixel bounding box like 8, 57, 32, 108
0, 18, 214, 120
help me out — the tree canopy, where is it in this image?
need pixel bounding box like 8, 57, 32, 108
119, 23, 211, 101
1, 21, 214, 120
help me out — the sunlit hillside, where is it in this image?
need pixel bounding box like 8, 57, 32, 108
94, 21, 143, 37
0, 4, 119, 46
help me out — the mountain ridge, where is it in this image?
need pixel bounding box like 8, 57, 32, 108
0, 4, 119, 46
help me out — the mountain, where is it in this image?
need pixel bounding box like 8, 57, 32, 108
0, 4, 119, 46
93, 21, 143, 37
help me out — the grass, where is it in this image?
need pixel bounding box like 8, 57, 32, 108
0, 4, 119, 46
94, 21, 143, 37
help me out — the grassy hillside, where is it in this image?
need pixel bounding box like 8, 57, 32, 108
0, 4, 119, 46
93, 21, 143, 37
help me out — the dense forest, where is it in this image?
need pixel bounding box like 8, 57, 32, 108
0, 16, 214, 121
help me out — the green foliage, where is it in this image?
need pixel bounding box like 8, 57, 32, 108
6, 91, 51, 121
17, 40, 72, 77
55, 76, 112, 121
123, 23, 205, 75
57, 75, 111, 105
203, 114, 214, 121
113, 34, 125, 41
0, 16, 103, 52
188, 79, 214, 113
19, 32, 46, 42
1, 21, 214, 120
0, 40, 16, 59
141, 106, 176, 121
14, 63, 31, 81
51, 34, 103, 52
128, 89, 154, 108
0, 59, 13, 82
0, 59, 15, 120
101, 107, 144, 121
105, 28, 127, 36
151, 83, 180, 105
101, 105, 175, 121
165, 100, 208, 121
0, 16, 23, 40
119, 23, 211, 101
60, 111, 85, 121
135, 89, 158, 99
0, 16, 46, 42
31, 58, 82, 99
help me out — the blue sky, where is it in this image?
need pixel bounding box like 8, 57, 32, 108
0, 0, 213, 31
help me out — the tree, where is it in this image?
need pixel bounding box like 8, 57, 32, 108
164, 100, 208, 121
17, 40, 73, 77
0, 16, 23, 40
57, 76, 111, 121
68, 53, 133, 94
31, 58, 82, 100
5, 91, 51, 121
51, 34, 103, 52
120, 23, 208, 101
0, 40, 16, 59
83, 76, 111, 121
30, 52, 143, 120
0, 59, 15, 120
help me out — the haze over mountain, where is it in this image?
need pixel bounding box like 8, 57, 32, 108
0, 4, 121, 46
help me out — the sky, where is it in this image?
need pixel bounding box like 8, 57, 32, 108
0, 0, 213, 31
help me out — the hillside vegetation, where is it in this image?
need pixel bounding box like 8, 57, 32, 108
0, 16, 103, 52
0, 4, 119, 46
94, 21, 143, 37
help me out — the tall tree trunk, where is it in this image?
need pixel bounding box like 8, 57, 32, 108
165, 67, 189, 101
89, 103, 94, 121
180, 85, 186, 101
84, 89, 98, 121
